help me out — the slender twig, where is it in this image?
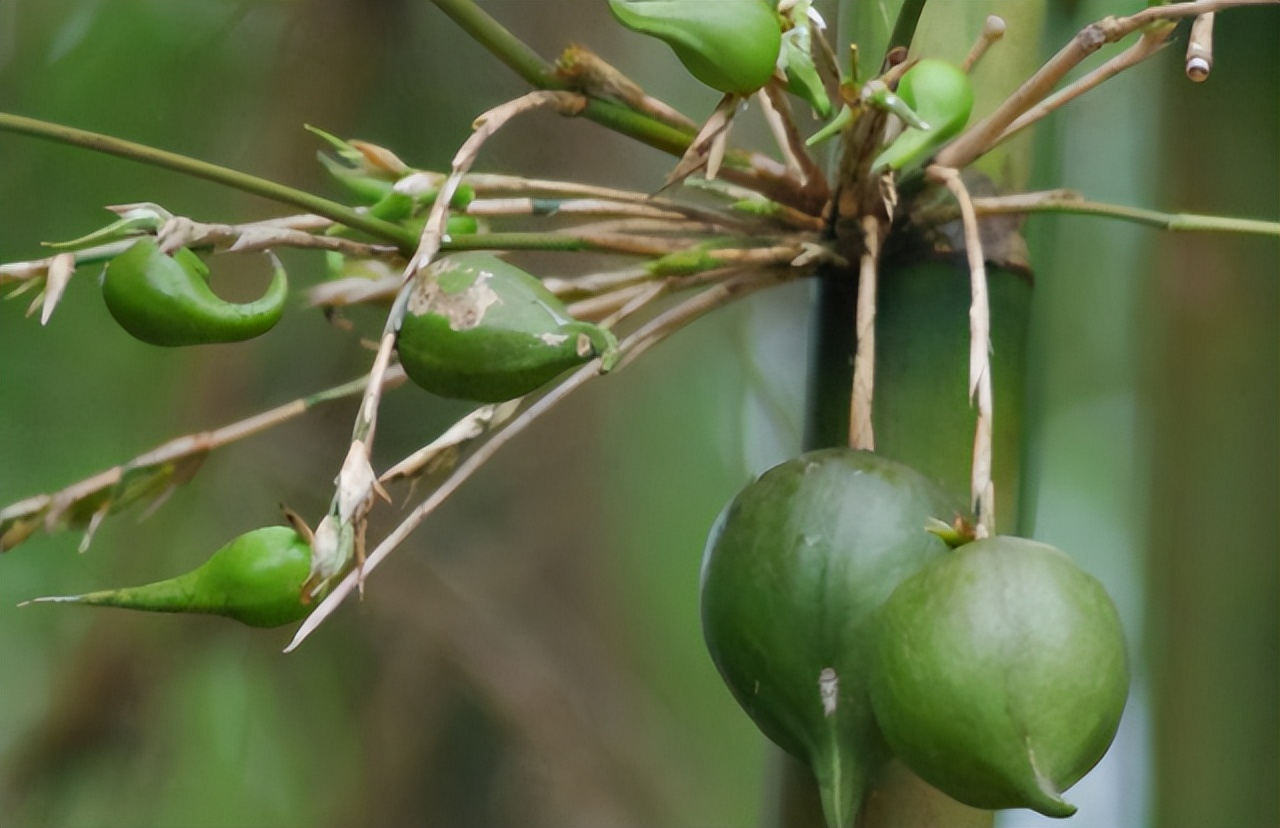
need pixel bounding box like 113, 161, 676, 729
994, 25, 1175, 146
962, 16, 1007, 73
410, 91, 589, 275
286, 267, 803, 651
428, 0, 813, 210
464, 197, 698, 223
0, 112, 418, 251
0, 369, 406, 552
430, 0, 563, 88
969, 191, 1280, 237
849, 216, 880, 451
930, 166, 994, 535
1186, 13, 1216, 81
555, 43, 700, 132
760, 84, 829, 196
934, 0, 1280, 170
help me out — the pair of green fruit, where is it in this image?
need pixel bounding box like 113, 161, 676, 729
702, 449, 1129, 826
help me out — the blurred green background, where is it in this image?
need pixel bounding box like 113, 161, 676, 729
0, 2, 1274, 827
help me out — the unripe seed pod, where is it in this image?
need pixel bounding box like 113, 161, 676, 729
869, 536, 1129, 817
102, 238, 287, 346
608, 0, 783, 96
396, 252, 617, 403
700, 449, 959, 827
871, 58, 974, 172
23, 526, 317, 628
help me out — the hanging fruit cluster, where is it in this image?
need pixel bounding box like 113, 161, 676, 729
701, 451, 1129, 826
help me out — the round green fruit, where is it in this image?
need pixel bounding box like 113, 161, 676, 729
869, 536, 1129, 817
700, 449, 958, 827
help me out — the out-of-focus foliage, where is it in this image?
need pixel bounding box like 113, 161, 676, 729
1, 2, 769, 826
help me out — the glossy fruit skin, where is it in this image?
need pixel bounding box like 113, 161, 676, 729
871, 59, 974, 172
869, 536, 1129, 817
102, 238, 287, 346
29, 527, 316, 628
700, 449, 959, 827
608, 0, 782, 96
396, 252, 617, 403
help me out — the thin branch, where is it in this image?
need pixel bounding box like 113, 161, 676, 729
759, 83, 830, 199
0, 112, 418, 252
286, 267, 805, 651
409, 91, 589, 275
970, 191, 1280, 237
427, 0, 816, 211
994, 25, 1175, 146
930, 166, 994, 536
0, 369, 406, 552
934, 0, 1280, 170
849, 216, 880, 451
431, 0, 564, 89
1186, 12, 1216, 81
962, 16, 1008, 73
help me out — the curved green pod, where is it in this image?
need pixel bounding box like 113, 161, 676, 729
23, 526, 317, 628
700, 449, 960, 828
607, 0, 782, 96
396, 252, 617, 403
870, 536, 1130, 817
102, 238, 287, 346
871, 59, 974, 173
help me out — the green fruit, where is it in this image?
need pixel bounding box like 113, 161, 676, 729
23, 526, 317, 628
869, 536, 1129, 817
102, 238, 288, 346
700, 449, 959, 827
396, 252, 617, 403
608, 0, 782, 96
871, 58, 974, 173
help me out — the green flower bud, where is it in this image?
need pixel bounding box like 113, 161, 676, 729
608, 0, 783, 96
397, 252, 617, 402
102, 238, 287, 347
871, 59, 974, 172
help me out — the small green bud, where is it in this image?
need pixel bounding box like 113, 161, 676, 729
871, 59, 974, 172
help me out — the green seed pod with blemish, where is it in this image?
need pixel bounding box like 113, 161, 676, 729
23, 527, 318, 628
396, 252, 617, 403
608, 0, 782, 96
869, 536, 1129, 817
871, 58, 974, 172
700, 449, 960, 828
102, 238, 287, 346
